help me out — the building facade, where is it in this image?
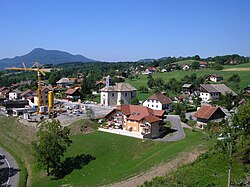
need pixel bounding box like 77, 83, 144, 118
100, 76, 137, 106
142, 93, 172, 112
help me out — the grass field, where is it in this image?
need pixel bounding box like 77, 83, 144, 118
127, 62, 250, 101
0, 116, 214, 187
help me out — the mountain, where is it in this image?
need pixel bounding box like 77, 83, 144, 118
0, 48, 96, 69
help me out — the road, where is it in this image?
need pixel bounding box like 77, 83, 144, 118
55, 99, 114, 118
157, 115, 185, 142
0, 147, 19, 187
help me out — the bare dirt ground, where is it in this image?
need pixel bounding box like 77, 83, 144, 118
223, 67, 250, 71
105, 149, 205, 187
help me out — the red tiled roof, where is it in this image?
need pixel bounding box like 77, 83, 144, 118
146, 94, 172, 105
193, 105, 221, 120
65, 88, 80, 95
41, 86, 52, 92
95, 80, 105, 85
147, 67, 156, 71
0, 87, 7, 92
21, 89, 33, 97
116, 105, 164, 122
199, 61, 208, 65
144, 115, 161, 123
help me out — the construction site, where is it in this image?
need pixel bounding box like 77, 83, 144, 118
0, 62, 113, 127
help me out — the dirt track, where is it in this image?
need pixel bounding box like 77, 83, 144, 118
105, 149, 205, 187
223, 67, 250, 71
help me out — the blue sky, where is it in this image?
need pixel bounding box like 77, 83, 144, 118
0, 0, 250, 61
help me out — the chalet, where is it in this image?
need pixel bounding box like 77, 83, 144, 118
100, 76, 137, 106
142, 93, 172, 112
21, 89, 35, 100
182, 84, 195, 95
65, 88, 81, 101
144, 67, 157, 74
193, 105, 226, 128
199, 84, 237, 102
56, 78, 75, 88
199, 61, 208, 68
182, 64, 190, 70
103, 105, 165, 139
209, 74, 223, 82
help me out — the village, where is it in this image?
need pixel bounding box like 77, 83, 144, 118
1, 61, 249, 141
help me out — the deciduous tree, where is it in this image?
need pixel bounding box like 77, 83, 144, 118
32, 120, 72, 176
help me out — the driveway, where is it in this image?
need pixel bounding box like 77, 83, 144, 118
156, 115, 185, 142
0, 147, 19, 187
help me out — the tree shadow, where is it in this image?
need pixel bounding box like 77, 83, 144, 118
157, 126, 177, 138
0, 167, 20, 186
52, 154, 96, 179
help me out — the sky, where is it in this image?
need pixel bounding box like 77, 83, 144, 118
0, 0, 250, 61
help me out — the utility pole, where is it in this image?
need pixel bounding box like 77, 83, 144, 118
228, 142, 232, 187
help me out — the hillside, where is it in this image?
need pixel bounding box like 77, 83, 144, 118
0, 48, 96, 69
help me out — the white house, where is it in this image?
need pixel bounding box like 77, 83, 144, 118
100, 76, 137, 106
199, 84, 237, 102
182, 64, 190, 70
142, 93, 172, 112
9, 89, 21, 100
209, 74, 223, 82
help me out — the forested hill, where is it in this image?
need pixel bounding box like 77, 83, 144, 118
0, 48, 96, 70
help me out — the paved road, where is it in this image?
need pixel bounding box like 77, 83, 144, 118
156, 115, 185, 142
0, 147, 19, 187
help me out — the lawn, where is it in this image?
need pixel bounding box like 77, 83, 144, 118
0, 116, 214, 187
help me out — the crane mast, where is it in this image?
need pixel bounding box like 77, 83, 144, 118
5, 62, 46, 114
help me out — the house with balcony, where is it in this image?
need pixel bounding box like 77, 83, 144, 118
102, 105, 165, 139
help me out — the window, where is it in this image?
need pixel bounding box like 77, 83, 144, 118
148, 104, 149, 107
156, 105, 158, 108
112, 93, 114, 97
125, 93, 128, 97
152, 105, 154, 107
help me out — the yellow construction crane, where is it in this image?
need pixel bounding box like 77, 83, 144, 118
5, 62, 46, 114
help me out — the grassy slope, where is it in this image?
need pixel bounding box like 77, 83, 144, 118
143, 152, 248, 186
0, 116, 36, 187
33, 129, 213, 187
0, 115, 214, 187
